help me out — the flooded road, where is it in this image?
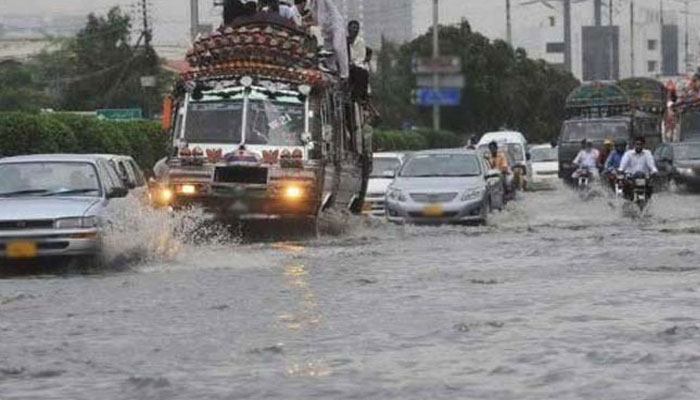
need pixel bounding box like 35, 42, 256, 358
3, 186, 700, 399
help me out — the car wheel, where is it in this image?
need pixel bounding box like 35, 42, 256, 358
479, 198, 490, 226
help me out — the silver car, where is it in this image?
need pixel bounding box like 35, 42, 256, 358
385, 149, 504, 225
0, 154, 128, 260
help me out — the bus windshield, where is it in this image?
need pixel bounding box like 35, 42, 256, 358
562, 120, 629, 142
183, 88, 306, 146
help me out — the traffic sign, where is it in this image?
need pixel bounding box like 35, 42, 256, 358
96, 109, 143, 121
412, 56, 462, 74
416, 74, 465, 88
414, 88, 461, 106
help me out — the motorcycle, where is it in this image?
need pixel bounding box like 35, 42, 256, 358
575, 168, 593, 192
625, 173, 652, 211
608, 170, 626, 199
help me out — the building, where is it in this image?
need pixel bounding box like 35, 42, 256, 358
345, 0, 698, 81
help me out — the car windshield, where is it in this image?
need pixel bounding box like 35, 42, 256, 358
0, 162, 101, 197
184, 88, 305, 146
400, 154, 481, 178
673, 144, 700, 160
478, 143, 524, 162
681, 112, 700, 140
563, 120, 629, 141
371, 157, 402, 178
530, 147, 558, 162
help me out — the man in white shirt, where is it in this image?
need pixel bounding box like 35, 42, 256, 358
279, 1, 303, 26
571, 139, 600, 179
348, 20, 369, 101
348, 20, 367, 70
619, 137, 658, 177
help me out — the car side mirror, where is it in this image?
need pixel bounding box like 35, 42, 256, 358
526, 152, 532, 161
122, 178, 136, 190
107, 187, 129, 199
486, 169, 501, 179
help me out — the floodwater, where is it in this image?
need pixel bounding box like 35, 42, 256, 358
2, 185, 700, 400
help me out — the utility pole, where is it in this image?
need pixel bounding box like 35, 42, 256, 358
140, 0, 152, 48
609, 0, 615, 79
190, 0, 200, 42
432, 0, 440, 132
685, 0, 690, 73
506, 0, 512, 44
564, 0, 572, 72
630, 0, 635, 76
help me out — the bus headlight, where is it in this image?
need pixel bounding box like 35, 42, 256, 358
284, 185, 303, 200
178, 184, 198, 195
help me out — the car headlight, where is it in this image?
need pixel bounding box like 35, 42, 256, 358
387, 188, 407, 202
677, 168, 694, 176
461, 188, 485, 202
55, 216, 98, 229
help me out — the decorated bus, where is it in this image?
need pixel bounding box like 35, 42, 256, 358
152, 12, 372, 231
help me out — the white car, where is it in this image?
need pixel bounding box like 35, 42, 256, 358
0, 154, 128, 261
385, 149, 504, 225
363, 153, 405, 217
529, 144, 559, 189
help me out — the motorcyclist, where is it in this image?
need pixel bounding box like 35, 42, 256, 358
571, 139, 599, 180
619, 137, 658, 199
599, 139, 614, 169
485, 141, 510, 174
467, 135, 480, 150
605, 139, 627, 171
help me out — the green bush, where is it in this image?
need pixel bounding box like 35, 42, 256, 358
0, 112, 167, 173
373, 128, 461, 152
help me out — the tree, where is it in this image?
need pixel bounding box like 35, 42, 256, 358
0, 60, 52, 112
372, 21, 580, 144
32, 7, 172, 114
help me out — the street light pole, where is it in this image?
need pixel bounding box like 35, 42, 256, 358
564, 0, 572, 72
432, 0, 440, 132
506, 0, 512, 44
190, 0, 199, 42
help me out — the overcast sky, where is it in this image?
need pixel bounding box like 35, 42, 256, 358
2, 0, 697, 58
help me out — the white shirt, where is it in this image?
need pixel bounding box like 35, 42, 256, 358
349, 36, 367, 69
619, 149, 658, 175
573, 149, 599, 169
279, 4, 302, 26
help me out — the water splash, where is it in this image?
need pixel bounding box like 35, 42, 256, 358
101, 197, 236, 268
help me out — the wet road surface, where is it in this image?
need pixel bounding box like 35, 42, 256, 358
2, 186, 700, 399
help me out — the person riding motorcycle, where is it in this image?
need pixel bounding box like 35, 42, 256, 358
485, 141, 510, 174
599, 138, 614, 169
485, 141, 513, 197
605, 139, 627, 171
618, 137, 658, 200
571, 139, 600, 180
603, 139, 627, 189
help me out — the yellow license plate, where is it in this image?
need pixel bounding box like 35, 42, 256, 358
422, 204, 444, 217
6, 241, 38, 259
